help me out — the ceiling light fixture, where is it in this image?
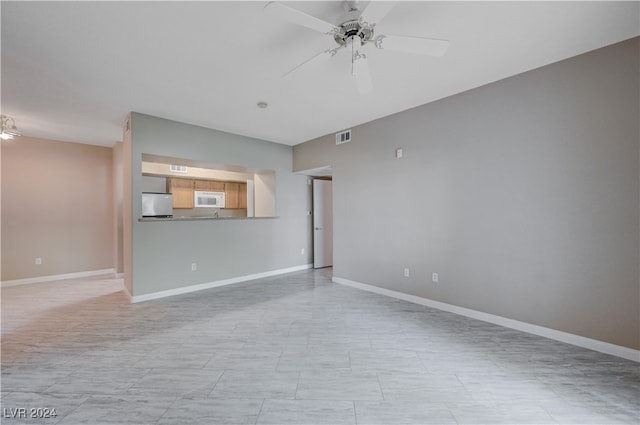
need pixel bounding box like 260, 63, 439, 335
257, 101, 269, 109
1, 115, 21, 140
265, 1, 450, 95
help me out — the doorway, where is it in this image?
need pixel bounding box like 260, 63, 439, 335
313, 179, 333, 268
295, 166, 333, 269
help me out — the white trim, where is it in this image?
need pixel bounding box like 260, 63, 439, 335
1, 269, 116, 287
122, 282, 133, 300
295, 165, 333, 177
131, 264, 313, 303
332, 276, 640, 363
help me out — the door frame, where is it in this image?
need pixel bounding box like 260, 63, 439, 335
294, 166, 333, 269
312, 178, 333, 268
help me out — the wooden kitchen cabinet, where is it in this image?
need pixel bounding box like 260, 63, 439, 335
194, 180, 225, 191
224, 182, 240, 209
166, 178, 245, 210
223, 182, 247, 209
238, 183, 247, 209
166, 178, 194, 209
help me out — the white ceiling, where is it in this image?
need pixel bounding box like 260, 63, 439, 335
2, 1, 638, 147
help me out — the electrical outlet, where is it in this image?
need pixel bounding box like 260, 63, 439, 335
404, 268, 410, 278
35, 257, 42, 265
432, 272, 439, 283
396, 148, 403, 158
191, 263, 197, 271
301, 248, 305, 255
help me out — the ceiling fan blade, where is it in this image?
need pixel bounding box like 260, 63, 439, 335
350, 36, 372, 94
375, 34, 450, 57
360, 1, 397, 26
353, 55, 373, 94
264, 2, 337, 34
282, 48, 339, 78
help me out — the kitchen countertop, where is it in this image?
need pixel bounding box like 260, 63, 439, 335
139, 216, 278, 222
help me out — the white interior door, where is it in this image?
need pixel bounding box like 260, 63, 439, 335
313, 179, 333, 268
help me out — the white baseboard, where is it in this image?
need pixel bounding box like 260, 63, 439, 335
333, 276, 640, 363
1, 269, 117, 287
122, 282, 133, 300
131, 264, 313, 303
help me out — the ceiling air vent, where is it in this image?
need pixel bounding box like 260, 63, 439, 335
170, 164, 188, 173
335, 129, 352, 145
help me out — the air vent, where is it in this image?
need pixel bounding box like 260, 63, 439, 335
170, 164, 188, 173
335, 129, 352, 145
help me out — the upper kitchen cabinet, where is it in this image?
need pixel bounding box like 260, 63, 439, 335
225, 182, 240, 209
224, 182, 248, 209
195, 180, 225, 192
166, 178, 194, 209
167, 177, 248, 210
238, 183, 247, 209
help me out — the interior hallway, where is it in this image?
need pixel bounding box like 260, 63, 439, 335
1, 269, 638, 424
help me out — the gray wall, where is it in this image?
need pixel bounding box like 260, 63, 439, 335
293, 38, 639, 350
125, 113, 311, 297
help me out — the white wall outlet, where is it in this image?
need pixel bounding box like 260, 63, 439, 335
403, 268, 410, 278
301, 248, 305, 255
35, 257, 42, 265
432, 272, 439, 282
396, 148, 403, 158
191, 263, 197, 271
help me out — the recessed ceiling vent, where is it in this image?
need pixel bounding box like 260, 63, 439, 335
170, 164, 188, 173
335, 129, 352, 145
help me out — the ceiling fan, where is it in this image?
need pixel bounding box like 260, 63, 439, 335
264, 0, 450, 94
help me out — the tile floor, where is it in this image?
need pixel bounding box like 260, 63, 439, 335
1, 269, 638, 424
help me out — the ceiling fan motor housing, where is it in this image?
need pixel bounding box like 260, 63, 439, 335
265, 0, 450, 94
333, 19, 374, 46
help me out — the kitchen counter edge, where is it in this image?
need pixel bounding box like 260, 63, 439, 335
139, 216, 279, 222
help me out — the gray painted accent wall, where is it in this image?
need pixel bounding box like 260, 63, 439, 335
125, 113, 311, 297
293, 38, 639, 350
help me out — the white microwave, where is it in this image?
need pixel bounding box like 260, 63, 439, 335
194, 191, 225, 208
